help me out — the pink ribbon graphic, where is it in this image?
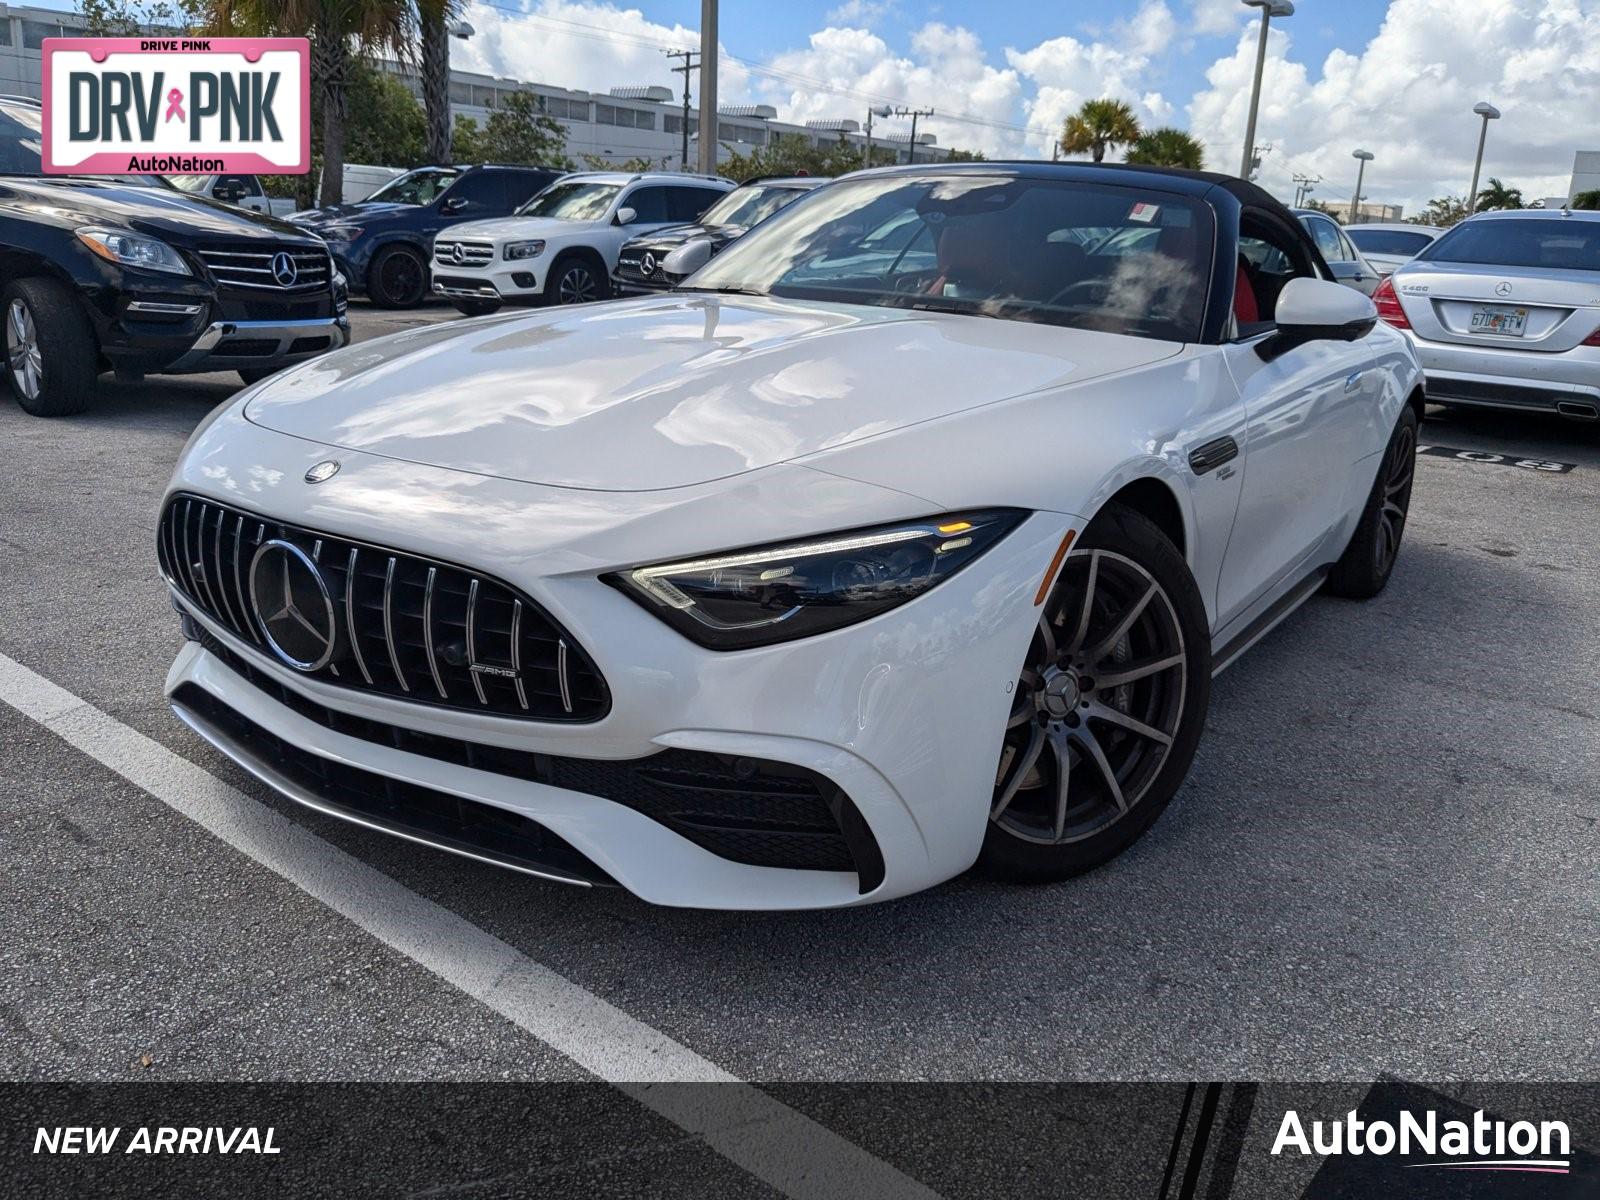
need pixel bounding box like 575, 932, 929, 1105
164, 88, 185, 123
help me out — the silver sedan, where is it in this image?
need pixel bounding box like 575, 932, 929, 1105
1378, 209, 1600, 420
1344, 222, 1443, 277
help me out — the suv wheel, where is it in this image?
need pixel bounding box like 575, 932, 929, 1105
367, 245, 428, 308
978, 503, 1211, 882
2, 279, 97, 417
544, 253, 607, 305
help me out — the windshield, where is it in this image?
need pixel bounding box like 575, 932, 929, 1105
366, 167, 460, 206
517, 181, 622, 220
0, 104, 169, 185
683, 174, 1214, 342
168, 175, 210, 193
1418, 219, 1600, 272
700, 183, 813, 229
1347, 228, 1436, 257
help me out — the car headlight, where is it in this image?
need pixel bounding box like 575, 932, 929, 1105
504, 240, 546, 260
75, 227, 190, 276
320, 224, 363, 242
609, 510, 1025, 650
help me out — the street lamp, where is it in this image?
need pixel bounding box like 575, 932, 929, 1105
865, 104, 892, 167
1350, 148, 1374, 223
1239, 0, 1294, 178
447, 20, 474, 39
1466, 101, 1500, 213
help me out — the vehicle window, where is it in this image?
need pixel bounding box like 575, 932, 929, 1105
624, 186, 670, 223
1336, 229, 1361, 262
168, 174, 209, 193
699, 184, 812, 229
0, 102, 155, 184
367, 168, 460, 206
506, 170, 553, 207
1237, 212, 1317, 328
1306, 217, 1348, 262
685, 174, 1215, 343
1418, 219, 1600, 272
518, 181, 622, 220
219, 175, 261, 197
1347, 228, 1436, 257
443, 171, 504, 210
667, 186, 729, 223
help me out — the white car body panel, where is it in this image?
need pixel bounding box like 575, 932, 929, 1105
161, 180, 1422, 909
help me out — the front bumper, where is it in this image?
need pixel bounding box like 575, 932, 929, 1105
431, 261, 543, 300
1404, 331, 1600, 417
165, 316, 351, 373
159, 416, 1071, 908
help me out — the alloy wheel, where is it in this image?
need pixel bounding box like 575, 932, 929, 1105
557, 265, 599, 304
1377, 421, 1416, 572
6, 299, 42, 401
992, 549, 1187, 845
380, 253, 424, 304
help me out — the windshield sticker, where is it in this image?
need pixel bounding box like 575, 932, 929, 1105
1128, 202, 1161, 224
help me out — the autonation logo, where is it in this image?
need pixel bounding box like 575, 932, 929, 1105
1273, 1107, 1572, 1175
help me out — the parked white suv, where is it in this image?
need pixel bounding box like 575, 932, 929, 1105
431, 172, 733, 314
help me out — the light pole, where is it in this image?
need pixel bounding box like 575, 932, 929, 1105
1466, 101, 1500, 213
1239, 0, 1294, 179
894, 106, 933, 165
697, 0, 718, 174
865, 104, 891, 167
1349, 149, 1373, 223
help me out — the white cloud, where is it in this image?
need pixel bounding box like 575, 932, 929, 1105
1187, 0, 1600, 211
1006, 30, 1174, 160
1189, 0, 1248, 38
825, 0, 898, 27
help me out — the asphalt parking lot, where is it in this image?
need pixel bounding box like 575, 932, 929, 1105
1, 300, 1597, 1092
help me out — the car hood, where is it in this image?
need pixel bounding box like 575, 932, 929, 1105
291, 201, 412, 226
0, 177, 312, 242
628, 223, 742, 252
243, 293, 1181, 492
444, 215, 602, 241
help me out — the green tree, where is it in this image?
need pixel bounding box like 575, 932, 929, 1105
344, 60, 427, 168
1417, 194, 1471, 227
1124, 127, 1205, 169
944, 147, 987, 162
198, 0, 418, 207
450, 93, 572, 169
1059, 98, 1141, 163
1571, 189, 1600, 211
78, 0, 201, 34
1305, 197, 1342, 222
1474, 177, 1524, 211
717, 132, 905, 183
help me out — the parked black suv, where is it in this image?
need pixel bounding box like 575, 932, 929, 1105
288, 164, 563, 308
0, 97, 348, 417
613, 176, 825, 295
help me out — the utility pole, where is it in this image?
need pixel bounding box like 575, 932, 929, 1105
665, 48, 699, 171
864, 105, 891, 168
697, 0, 718, 175
894, 106, 933, 165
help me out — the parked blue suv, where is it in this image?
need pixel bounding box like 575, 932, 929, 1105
289, 164, 562, 308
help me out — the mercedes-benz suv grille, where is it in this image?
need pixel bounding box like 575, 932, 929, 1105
433, 240, 495, 267
197, 246, 331, 291
158, 495, 609, 722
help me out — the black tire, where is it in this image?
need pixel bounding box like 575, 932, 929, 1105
237, 367, 278, 386
450, 298, 501, 317
2, 278, 98, 417
1324, 405, 1418, 600
542, 252, 608, 306
978, 503, 1212, 883
366, 244, 429, 308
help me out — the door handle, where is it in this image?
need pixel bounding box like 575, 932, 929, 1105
1188, 436, 1239, 476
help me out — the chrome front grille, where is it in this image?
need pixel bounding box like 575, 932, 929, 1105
197, 247, 331, 291
158, 495, 609, 723
433, 240, 495, 267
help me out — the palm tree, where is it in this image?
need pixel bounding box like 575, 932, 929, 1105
1124, 127, 1205, 170
1474, 177, 1524, 211
1059, 98, 1141, 163
200, 0, 417, 207
417, 0, 463, 165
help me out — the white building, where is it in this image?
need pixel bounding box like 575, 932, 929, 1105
1568, 151, 1600, 201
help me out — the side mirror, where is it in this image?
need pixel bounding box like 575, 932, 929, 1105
662, 237, 714, 279
1256, 278, 1377, 362
442, 195, 468, 213
614, 206, 638, 226
214, 183, 245, 203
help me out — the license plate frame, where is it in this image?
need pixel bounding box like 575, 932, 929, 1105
1469, 304, 1529, 337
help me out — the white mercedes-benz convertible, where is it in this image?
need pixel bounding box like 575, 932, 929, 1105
158, 164, 1422, 909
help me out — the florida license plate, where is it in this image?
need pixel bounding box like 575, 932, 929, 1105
1469, 304, 1528, 337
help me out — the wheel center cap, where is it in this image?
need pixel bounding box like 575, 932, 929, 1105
1041, 670, 1082, 719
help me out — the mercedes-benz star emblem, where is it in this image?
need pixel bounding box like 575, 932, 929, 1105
248, 540, 338, 672
450, 243, 466, 264
1496, 281, 1513, 297
641, 251, 657, 275
271, 251, 299, 287
304, 459, 341, 484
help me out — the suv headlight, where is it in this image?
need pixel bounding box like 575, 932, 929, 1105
609, 510, 1025, 650
76, 227, 190, 276
320, 224, 363, 242
504, 240, 545, 260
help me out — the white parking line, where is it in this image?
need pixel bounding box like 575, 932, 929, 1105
0, 650, 940, 1200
